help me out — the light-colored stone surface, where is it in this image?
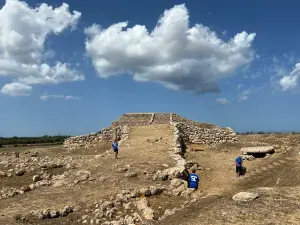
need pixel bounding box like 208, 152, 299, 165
135, 198, 154, 220
240, 146, 274, 154
232, 192, 259, 202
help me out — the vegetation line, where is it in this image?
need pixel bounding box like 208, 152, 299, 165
0, 135, 69, 148
237, 131, 300, 135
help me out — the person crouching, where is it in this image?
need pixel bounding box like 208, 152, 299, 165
188, 168, 200, 190
235, 156, 243, 178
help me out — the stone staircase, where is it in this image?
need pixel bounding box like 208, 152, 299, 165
241, 156, 296, 180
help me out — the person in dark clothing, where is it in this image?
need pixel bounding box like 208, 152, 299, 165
235, 156, 243, 178
180, 168, 190, 182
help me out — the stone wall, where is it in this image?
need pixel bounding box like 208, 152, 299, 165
153, 122, 186, 180
63, 126, 130, 150
111, 113, 153, 127
151, 113, 171, 125
174, 122, 237, 145
172, 113, 217, 129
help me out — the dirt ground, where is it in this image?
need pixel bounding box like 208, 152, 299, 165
1, 126, 300, 225
158, 134, 300, 225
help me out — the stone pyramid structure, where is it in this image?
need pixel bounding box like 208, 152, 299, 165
63, 112, 238, 150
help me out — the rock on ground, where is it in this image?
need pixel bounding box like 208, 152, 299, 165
136, 198, 155, 220
232, 192, 259, 202
15, 169, 25, 176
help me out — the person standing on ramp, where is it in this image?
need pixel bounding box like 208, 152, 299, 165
112, 140, 119, 159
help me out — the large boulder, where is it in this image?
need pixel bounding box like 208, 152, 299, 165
169, 178, 183, 188
240, 146, 274, 154
153, 166, 185, 181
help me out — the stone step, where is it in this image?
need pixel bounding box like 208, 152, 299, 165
273, 162, 281, 166
256, 169, 262, 173
249, 171, 256, 176
267, 165, 274, 169
261, 166, 268, 171
244, 174, 250, 178
284, 157, 294, 161
278, 160, 287, 164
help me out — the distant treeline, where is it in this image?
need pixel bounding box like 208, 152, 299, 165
0, 135, 70, 148
237, 131, 300, 135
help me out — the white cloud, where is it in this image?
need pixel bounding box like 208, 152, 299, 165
65, 95, 81, 100
0, 82, 32, 96
40, 94, 63, 101
84, 24, 102, 37
85, 4, 256, 93
238, 95, 248, 102
237, 86, 260, 102
216, 98, 230, 104
283, 52, 296, 64
221, 30, 227, 36
266, 53, 300, 91
40, 94, 80, 101
0, 0, 83, 96
278, 63, 300, 91
237, 84, 243, 90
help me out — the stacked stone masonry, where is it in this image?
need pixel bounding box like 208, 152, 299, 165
174, 122, 237, 145
151, 113, 171, 125
111, 113, 153, 127
63, 113, 238, 150
63, 126, 130, 150
172, 113, 217, 129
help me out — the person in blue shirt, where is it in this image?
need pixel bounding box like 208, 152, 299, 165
235, 156, 243, 177
112, 140, 119, 159
188, 168, 200, 190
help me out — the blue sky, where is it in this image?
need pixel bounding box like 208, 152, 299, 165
0, 0, 299, 137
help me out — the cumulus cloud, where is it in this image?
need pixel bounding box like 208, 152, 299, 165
0, 0, 83, 96
40, 94, 80, 101
84, 4, 256, 93
264, 53, 300, 91
0, 82, 32, 96
216, 98, 230, 104
278, 63, 300, 91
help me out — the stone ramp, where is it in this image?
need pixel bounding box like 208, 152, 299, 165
118, 124, 175, 168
